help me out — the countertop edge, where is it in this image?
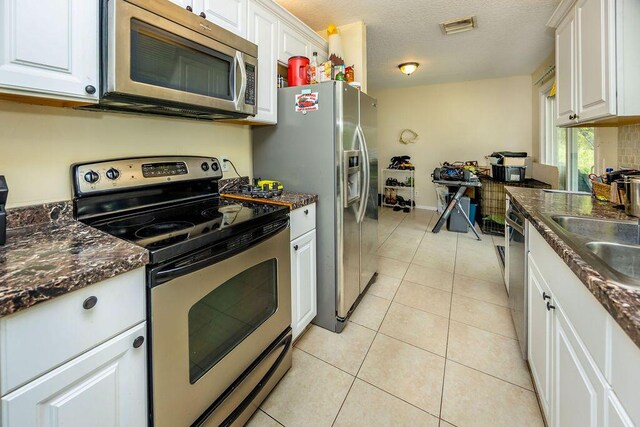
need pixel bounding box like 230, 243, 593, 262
0, 219, 149, 318
506, 188, 640, 349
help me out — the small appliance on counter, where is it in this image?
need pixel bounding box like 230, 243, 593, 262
0, 176, 7, 245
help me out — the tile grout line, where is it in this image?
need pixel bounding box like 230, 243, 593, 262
259, 409, 285, 426
437, 231, 458, 420
331, 216, 422, 425
443, 359, 536, 393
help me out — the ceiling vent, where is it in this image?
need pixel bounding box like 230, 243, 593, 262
440, 16, 477, 35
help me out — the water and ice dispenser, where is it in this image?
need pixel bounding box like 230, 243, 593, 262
343, 150, 361, 207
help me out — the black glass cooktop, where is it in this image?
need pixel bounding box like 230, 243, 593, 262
87, 197, 288, 264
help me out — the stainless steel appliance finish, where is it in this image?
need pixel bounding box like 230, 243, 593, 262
83, 0, 258, 120
72, 156, 292, 426
253, 81, 378, 332
149, 227, 291, 427
620, 176, 640, 218
506, 199, 527, 358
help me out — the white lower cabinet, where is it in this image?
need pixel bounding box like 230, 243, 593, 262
527, 224, 636, 427
527, 256, 553, 420
291, 229, 317, 340
553, 301, 606, 427
1, 323, 147, 427
289, 204, 317, 340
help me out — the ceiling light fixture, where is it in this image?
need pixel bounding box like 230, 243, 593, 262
440, 16, 477, 35
398, 62, 419, 76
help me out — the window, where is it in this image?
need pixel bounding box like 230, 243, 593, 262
540, 82, 594, 191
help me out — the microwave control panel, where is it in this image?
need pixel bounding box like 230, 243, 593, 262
245, 64, 256, 106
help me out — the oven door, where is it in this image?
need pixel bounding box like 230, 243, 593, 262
107, 0, 257, 116
149, 225, 291, 427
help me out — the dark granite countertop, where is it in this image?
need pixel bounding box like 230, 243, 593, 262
506, 187, 640, 348
221, 191, 318, 210
219, 176, 318, 210
0, 202, 149, 317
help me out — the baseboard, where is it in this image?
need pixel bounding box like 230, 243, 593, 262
415, 205, 437, 211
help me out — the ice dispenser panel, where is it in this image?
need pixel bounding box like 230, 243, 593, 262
343, 150, 361, 207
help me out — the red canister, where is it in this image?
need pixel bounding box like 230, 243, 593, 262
288, 56, 310, 86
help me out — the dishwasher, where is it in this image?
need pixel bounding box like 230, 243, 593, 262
506, 197, 527, 359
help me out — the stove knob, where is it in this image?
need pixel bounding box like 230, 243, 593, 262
83, 170, 99, 184
211, 162, 219, 172
201, 162, 209, 171
105, 168, 120, 180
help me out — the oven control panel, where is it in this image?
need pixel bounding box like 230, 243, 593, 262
74, 156, 223, 195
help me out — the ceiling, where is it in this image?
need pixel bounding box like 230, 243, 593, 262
275, 0, 560, 90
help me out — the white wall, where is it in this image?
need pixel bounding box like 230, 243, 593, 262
371, 75, 533, 208
0, 100, 253, 208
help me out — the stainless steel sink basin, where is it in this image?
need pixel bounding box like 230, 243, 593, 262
538, 213, 640, 289
586, 242, 640, 281
550, 215, 640, 245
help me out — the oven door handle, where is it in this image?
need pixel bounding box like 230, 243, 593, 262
154, 220, 288, 285
193, 332, 292, 427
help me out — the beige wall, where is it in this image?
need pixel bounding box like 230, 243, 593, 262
531, 52, 555, 162
372, 75, 533, 208
317, 21, 367, 92
0, 100, 253, 208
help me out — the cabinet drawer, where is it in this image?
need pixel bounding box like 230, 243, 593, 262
0, 268, 145, 395
290, 203, 316, 241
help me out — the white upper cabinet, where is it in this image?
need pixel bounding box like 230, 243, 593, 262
0, 0, 99, 103
247, 1, 278, 123
555, 10, 578, 125
195, 0, 248, 38
576, 0, 615, 121
550, 0, 640, 126
278, 23, 309, 63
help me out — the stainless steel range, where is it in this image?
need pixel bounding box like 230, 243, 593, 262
72, 156, 292, 427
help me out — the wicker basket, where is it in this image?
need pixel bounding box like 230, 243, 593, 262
591, 180, 625, 204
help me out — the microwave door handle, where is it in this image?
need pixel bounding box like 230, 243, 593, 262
234, 52, 247, 111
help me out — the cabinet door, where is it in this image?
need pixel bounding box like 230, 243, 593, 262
553, 303, 606, 427
576, 0, 616, 121
556, 10, 578, 125
247, 1, 278, 124
278, 22, 309, 63
1, 323, 147, 427
606, 390, 634, 427
527, 255, 553, 422
195, 0, 247, 37
0, 0, 98, 102
291, 230, 317, 341
309, 40, 329, 64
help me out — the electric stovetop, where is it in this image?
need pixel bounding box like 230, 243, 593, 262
87, 197, 288, 264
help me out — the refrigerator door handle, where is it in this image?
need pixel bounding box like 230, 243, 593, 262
356, 125, 370, 224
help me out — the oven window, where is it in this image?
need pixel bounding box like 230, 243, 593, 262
130, 19, 233, 100
188, 258, 278, 384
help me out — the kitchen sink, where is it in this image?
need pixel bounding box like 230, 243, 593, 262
538, 213, 640, 290
586, 242, 640, 281
550, 215, 640, 245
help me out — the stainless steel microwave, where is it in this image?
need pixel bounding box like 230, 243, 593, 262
83, 0, 258, 120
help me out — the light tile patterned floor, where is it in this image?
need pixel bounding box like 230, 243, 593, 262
247, 208, 544, 427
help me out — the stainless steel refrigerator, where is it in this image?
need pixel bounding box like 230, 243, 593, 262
253, 81, 378, 333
